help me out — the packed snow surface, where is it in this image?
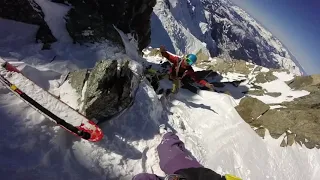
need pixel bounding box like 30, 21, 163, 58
248, 71, 310, 104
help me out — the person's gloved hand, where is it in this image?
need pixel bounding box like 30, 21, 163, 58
159, 45, 166, 53
205, 83, 215, 91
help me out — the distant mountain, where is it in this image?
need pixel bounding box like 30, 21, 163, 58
151, 0, 303, 75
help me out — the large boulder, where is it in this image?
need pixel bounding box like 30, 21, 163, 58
259, 108, 320, 149
236, 93, 320, 149
283, 91, 320, 110
205, 58, 254, 75
64, 0, 157, 51
68, 59, 137, 123
0, 0, 56, 45
235, 97, 270, 123
254, 71, 277, 83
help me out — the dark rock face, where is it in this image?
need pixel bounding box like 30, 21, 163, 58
68, 59, 137, 123
0, 0, 56, 44
65, 0, 156, 51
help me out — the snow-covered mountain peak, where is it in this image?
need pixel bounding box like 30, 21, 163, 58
151, 0, 304, 75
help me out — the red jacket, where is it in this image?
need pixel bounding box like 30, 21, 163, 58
161, 51, 207, 86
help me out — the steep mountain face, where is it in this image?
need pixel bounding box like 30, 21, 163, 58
151, 0, 303, 75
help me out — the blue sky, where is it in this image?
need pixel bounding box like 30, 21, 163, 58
230, 0, 320, 75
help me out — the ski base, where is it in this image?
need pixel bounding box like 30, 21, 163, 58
0, 62, 103, 142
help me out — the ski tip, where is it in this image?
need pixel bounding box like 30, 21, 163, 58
89, 127, 104, 142
78, 121, 104, 142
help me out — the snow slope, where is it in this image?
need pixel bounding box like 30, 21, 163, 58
1, 2, 320, 180
1, 57, 320, 179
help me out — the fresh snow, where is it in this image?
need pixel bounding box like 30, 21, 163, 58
1, 2, 320, 180
2, 66, 320, 179
250, 74, 309, 104
273, 71, 295, 82
270, 105, 287, 109
33, 0, 72, 42
58, 79, 81, 110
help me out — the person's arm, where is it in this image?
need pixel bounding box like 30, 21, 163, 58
160, 46, 180, 64
132, 173, 161, 180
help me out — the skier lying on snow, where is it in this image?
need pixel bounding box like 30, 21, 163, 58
159, 45, 214, 95
133, 125, 242, 180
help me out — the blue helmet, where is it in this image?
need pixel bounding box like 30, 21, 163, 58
186, 54, 197, 65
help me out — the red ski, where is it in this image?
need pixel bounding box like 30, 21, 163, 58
0, 62, 103, 142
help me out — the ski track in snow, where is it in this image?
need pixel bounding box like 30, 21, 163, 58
1, 7, 320, 180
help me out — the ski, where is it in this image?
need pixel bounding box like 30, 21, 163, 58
0, 62, 103, 142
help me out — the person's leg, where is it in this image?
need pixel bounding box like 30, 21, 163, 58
171, 79, 181, 94
157, 132, 202, 174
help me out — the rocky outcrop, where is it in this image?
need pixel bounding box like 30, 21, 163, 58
202, 58, 254, 75
0, 0, 56, 45
254, 71, 277, 83
247, 90, 265, 96
287, 74, 320, 92
1, 0, 156, 50
235, 97, 270, 123
196, 49, 210, 63
265, 92, 282, 97
68, 59, 137, 123
236, 95, 320, 149
65, 0, 156, 51
67, 69, 89, 95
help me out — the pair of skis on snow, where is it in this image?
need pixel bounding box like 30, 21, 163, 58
0, 62, 103, 142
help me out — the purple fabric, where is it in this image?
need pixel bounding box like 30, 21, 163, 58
157, 132, 202, 174
132, 173, 160, 180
